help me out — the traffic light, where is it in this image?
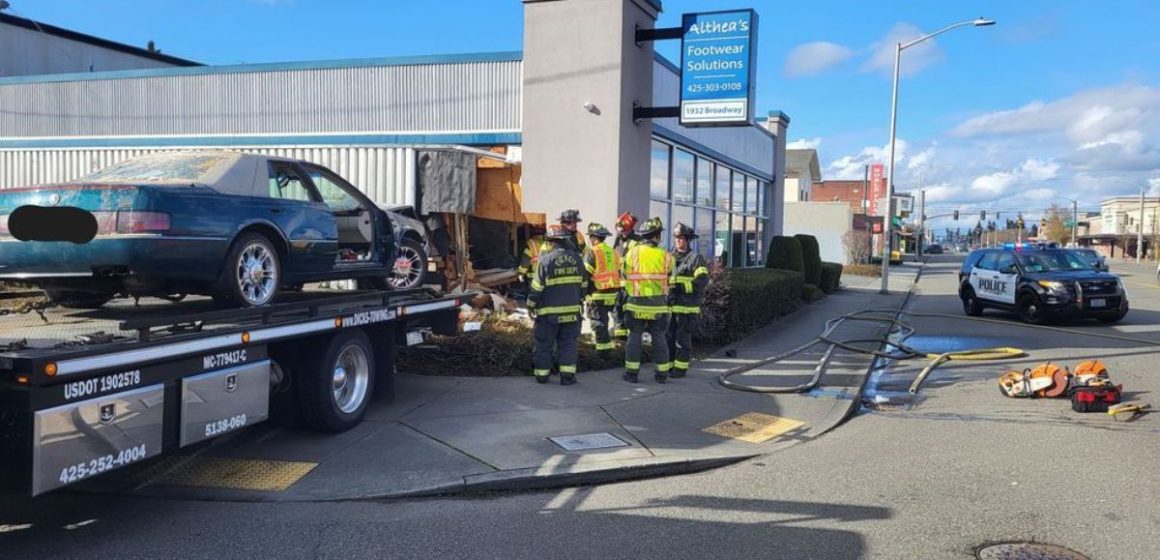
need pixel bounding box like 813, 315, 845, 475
953, 210, 959, 220
980, 210, 986, 220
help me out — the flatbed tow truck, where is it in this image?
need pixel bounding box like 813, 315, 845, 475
0, 287, 463, 496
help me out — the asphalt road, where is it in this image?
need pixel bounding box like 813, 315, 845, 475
2, 255, 1157, 560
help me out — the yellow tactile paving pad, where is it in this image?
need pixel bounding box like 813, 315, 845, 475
703, 412, 807, 443
147, 456, 318, 492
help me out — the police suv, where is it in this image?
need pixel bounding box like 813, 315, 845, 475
958, 243, 1128, 324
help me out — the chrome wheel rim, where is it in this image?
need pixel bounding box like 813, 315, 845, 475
389, 245, 423, 288
236, 242, 277, 305
332, 343, 370, 414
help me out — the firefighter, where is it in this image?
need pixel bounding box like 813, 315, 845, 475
559, 209, 587, 253
622, 217, 675, 384
611, 212, 640, 339
527, 224, 589, 385
517, 223, 547, 283
582, 222, 620, 356
667, 223, 710, 378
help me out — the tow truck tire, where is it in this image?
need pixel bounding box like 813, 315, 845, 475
961, 288, 983, 316
297, 330, 376, 433
1017, 293, 1047, 325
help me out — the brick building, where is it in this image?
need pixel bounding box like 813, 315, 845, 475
811, 179, 867, 214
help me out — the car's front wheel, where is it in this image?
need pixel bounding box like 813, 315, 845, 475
214, 232, 281, 307
388, 238, 428, 289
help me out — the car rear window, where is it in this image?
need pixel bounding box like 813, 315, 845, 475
78, 154, 230, 185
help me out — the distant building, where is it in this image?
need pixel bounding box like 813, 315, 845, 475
811, 179, 867, 214
783, 149, 819, 202
1079, 196, 1160, 259
0, 13, 199, 77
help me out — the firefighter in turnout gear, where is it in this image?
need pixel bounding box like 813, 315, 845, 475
527, 224, 589, 385
517, 223, 548, 283
611, 212, 640, 339
559, 209, 587, 253
622, 217, 675, 384
582, 223, 621, 356
667, 223, 710, 378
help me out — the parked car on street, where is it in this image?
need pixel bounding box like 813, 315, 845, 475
0, 152, 411, 307
925, 243, 944, 254
1070, 247, 1108, 272
958, 243, 1128, 324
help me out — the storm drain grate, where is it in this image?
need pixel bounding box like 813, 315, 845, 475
976, 542, 1090, 560
548, 432, 630, 451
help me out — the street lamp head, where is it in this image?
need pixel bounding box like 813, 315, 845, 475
973, 18, 997, 27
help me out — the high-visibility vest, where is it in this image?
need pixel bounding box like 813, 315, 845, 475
624, 244, 672, 297
587, 243, 622, 291
518, 235, 547, 275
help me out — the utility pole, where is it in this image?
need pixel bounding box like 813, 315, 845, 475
918, 189, 926, 257
1071, 200, 1078, 248
1138, 188, 1145, 264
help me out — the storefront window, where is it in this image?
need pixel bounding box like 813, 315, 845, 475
756, 181, 766, 216
650, 200, 670, 249
731, 218, 746, 267
650, 141, 670, 200
754, 219, 765, 266
672, 149, 695, 204
744, 217, 757, 266
696, 159, 713, 207
745, 176, 758, 214
716, 167, 731, 212
732, 173, 745, 213
715, 211, 731, 266
696, 208, 713, 261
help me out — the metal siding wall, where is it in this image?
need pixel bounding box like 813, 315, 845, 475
0, 61, 522, 137
0, 147, 416, 206
0, 24, 178, 77
650, 60, 773, 176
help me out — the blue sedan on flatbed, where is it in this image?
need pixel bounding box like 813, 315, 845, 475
0, 152, 403, 307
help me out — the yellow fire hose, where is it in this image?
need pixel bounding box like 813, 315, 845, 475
908, 347, 1026, 395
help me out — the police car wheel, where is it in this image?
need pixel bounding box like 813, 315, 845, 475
1017, 294, 1046, 325
961, 288, 983, 316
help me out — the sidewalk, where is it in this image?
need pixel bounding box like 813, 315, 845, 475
77, 267, 919, 502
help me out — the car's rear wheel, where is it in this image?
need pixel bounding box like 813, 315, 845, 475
46, 290, 114, 309
214, 232, 281, 307
1017, 293, 1047, 325
961, 287, 983, 316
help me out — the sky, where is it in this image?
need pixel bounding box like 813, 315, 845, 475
8, 0, 1160, 230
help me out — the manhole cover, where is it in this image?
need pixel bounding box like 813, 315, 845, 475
977, 542, 1090, 560
548, 432, 629, 451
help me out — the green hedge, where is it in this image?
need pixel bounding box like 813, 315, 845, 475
721, 268, 804, 341
820, 262, 843, 294
794, 234, 822, 286
766, 236, 804, 273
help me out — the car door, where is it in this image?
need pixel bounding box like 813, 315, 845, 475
992, 251, 1019, 305
265, 161, 339, 275
970, 251, 1005, 305
302, 164, 395, 269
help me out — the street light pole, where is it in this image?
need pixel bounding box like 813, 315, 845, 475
1138, 188, 1145, 265
1071, 200, 1078, 247
879, 17, 995, 294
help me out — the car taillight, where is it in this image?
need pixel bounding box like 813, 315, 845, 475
0, 214, 8, 236
91, 211, 170, 234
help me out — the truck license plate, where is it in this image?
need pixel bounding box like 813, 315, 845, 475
1089, 298, 1106, 308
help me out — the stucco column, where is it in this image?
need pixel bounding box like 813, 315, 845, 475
764, 110, 790, 240
521, 0, 661, 227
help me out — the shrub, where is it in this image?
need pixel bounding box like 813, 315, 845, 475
696, 263, 730, 343
794, 234, 822, 286
844, 263, 882, 278
802, 283, 822, 301
819, 262, 843, 293
766, 236, 804, 273
843, 229, 873, 264
710, 268, 804, 342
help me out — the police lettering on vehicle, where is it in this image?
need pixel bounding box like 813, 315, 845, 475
978, 278, 1009, 295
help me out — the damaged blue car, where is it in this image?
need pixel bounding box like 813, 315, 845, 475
0, 152, 404, 307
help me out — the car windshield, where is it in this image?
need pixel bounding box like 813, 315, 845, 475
1015, 251, 1091, 272
1073, 250, 1098, 263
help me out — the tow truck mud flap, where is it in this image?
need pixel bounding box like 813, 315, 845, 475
179, 360, 271, 447
33, 384, 165, 496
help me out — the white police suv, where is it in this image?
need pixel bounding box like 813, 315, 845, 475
958, 243, 1128, 324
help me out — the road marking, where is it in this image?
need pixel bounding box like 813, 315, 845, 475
703, 412, 806, 443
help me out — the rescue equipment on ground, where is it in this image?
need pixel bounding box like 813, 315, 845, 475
1070, 382, 1122, 413
1107, 402, 1152, 422
997, 362, 1069, 398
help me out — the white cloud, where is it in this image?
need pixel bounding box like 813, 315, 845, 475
907, 145, 936, 170
862, 23, 945, 77
824, 139, 909, 180
1149, 177, 1160, 195
1020, 158, 1060, 181
783, 42, 855, 77
1079, 130, 1145, 153
787, 137, 822, 150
